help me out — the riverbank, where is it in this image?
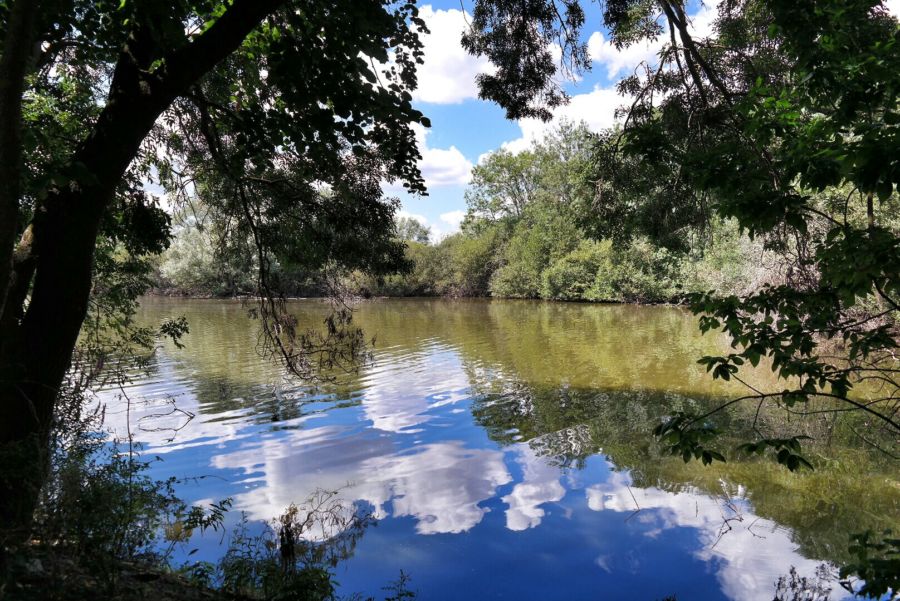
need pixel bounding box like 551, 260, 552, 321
143, 287, 686, 307
5, 551, 250, 601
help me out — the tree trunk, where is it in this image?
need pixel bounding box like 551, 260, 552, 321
0, 0, 40, 320
0, 93, 164, 545
0, 0, 286, 543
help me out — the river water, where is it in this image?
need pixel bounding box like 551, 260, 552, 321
99, 297, 898, 600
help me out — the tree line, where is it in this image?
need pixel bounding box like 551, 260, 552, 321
156, 122, 771, 304
1, 1, 899, 593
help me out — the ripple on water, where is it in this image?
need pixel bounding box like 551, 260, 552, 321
91, 297, 892, 601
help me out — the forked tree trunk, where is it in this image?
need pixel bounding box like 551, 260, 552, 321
0, 189, 102, 544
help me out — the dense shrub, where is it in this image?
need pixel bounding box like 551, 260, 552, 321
490, 208, 581, 298
681, 219, 771, 296
442, 228, 503, 296
541, 240, 613, 301
600, 238, 685, 303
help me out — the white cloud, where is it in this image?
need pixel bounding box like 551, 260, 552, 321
690, 0, 724, 39
397, 209, 429, 226
413, 6, 494, 104
440, 210, 466, 232
213, 436, 511, 535
585, 0, 721, 79
502, 445, 565, 531
502, 85, 630, 154
587, 31, 664, 79
190, 347, 506, 535
413, 123, 473, 188
586, 470, 851, 601
359, 348, 470, 433
421, 145, 473, 187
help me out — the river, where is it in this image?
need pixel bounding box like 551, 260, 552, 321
99, 297, 899, 600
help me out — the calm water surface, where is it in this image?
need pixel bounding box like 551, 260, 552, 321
101, 298, 898, 600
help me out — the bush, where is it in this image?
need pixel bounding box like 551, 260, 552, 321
597, 238, 684, 303
681, 218, 770, 296
491, 208, 581, 298
157, 220, 256, 296
443, 228, 503, 297
541, 240, 614, 301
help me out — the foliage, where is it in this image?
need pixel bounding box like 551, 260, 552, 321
773, 565, 833, 601
839, 530, 900, 599
461, 0, 590, 121
440, 229, 505, 296
395, 217, 431, 245
490, 201, 582, 298
0, 0, 439, 536
465, 149, 541, 222
15, 389, 413, 601
157, 216, 257, 296
465, 0, 900, 473
338, 122, 763, 304
214, 491, 373, 601
463, 3, 900, 592
599, 238, 685, 303
541, 240, 614, 301
160, 120, 765, 307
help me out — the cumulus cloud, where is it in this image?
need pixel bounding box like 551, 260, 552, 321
421, 145, 473, 187
587, 32, 663, 79
586, 470, 848, 601
502, 86, 629, 154
413, 6, 494, 104
359, 347, 470, 433
383, 125, 472, 194
440, 210, 466, 231
413, 123, 473, 188
502, 445, 566, 531
397, 209, 429, 226
214, 436, 511, 535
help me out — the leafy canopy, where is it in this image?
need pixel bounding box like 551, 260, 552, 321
465, 0, 900, 473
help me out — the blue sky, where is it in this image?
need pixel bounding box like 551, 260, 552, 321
392, 0, 723, 239
395, 0, 900, 238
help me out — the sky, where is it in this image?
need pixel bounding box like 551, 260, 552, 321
391, 0, 722, 239
392, 0, 900, 240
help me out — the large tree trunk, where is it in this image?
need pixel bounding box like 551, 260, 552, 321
0, 0, 40, 320
0, 0, 286, 543
0, 83, 167, 545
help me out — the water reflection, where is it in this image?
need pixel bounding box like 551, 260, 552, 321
98, 298, 897, 601
587, 472, 827, 600
213, 433, 512, 535
502, 445, 566, 531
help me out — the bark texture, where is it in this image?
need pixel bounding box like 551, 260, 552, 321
0, 0, 286, 542
0, 0, 40, 320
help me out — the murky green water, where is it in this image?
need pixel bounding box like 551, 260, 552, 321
102, 297, 898, 600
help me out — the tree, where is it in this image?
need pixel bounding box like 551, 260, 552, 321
464, 0, 900, 469
0, 0, 430, 540
465, 148, 540, 222
463, 121, 594, 230
396, 216, 432, 244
